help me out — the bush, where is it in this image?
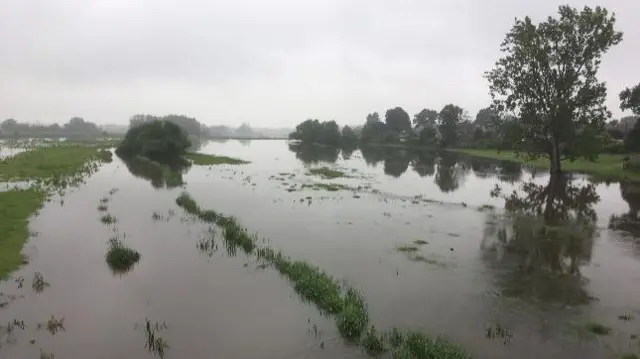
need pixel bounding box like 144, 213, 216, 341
116, 120, 191, 161
624, 154, 640, 172
105, 238, 141, 273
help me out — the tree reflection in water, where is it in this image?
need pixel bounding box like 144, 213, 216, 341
482, 174, 600, 305
121, 156, 190, 189
288, 143, 340, 164
610, 181, 640, 236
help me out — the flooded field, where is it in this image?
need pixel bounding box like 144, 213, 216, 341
2, 139, 640, 359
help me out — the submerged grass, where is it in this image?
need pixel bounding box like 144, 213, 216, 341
184, 152, 249, 165
105, 238, 141, 274
584, 322, 612, 335
0, 189, 46, 279
175, 192, 470, 358
309, 166, 347, 179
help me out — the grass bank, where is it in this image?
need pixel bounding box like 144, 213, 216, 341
0, 189, 46, 279
175, 192, 470, 358
450, 148, 636, 181
184, 152, 249, 165
0, 145, 111, 183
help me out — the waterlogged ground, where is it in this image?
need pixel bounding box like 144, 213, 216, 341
2, 139, 640, 359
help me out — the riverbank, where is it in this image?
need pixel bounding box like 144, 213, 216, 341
449, 148, 637, 181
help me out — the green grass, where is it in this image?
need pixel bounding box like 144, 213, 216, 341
0, 189, 46, 279
0, 145, 109, 182
301, 182, 353, 192
100, 214, 117, 225
450, 148, 637, 181
308, 167, 347, 179
105, 238, 141, 273
413, 240, 429, 245
584, 322, 612, 335
184, 152, 249, 165
396, 245, 420, 252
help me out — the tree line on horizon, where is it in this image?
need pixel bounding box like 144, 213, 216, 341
290, 5, 640, 175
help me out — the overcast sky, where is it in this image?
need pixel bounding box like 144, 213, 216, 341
1, 0, 638, 127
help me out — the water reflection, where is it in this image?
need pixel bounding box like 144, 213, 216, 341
610, 181, 640, 238
121, 156, 190, 189
288, 143, 340, 164
482, 174, 599, 305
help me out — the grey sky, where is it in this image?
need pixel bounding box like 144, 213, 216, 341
1, 0, 638, 127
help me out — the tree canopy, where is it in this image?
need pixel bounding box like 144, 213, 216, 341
413, 109, 438, 129
485, 5, 623, 173
130, 114, 204, 137
116, 120, 191, 161
361, 112, 387, 142
288, 119, 341, 146
620, 83, 640, 115
384, 107, 411, 134
438, 104, 465, 147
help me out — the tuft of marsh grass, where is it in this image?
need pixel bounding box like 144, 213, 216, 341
337, 289, 369, 340
0, 189, 46, 279
176, 192, 200, 215
309, 167, 347, 179
144, 319, 169, 358
32, 271, 50, 293
36, 315, 65, 335
361, 326, 386, 356
97, 204, 108, 212
40, 350, 55, 359
100, 214, 117, 225
184, 152, 249, 165
620, 354, 639, 359
413, 240, 429, 245
105, 238, 141, 273
396, 245, 419, 252
618, 313, 634, 322
584, 322, 612, 335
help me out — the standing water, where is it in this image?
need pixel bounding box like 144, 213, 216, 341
1, 139, 639, 359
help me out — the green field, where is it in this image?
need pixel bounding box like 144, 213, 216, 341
0, 189, 46, 279
451, 149, 636, 181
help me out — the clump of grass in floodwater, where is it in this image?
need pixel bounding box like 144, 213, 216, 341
309, 167, 347, 179
413, 240, 429, 245
176, 192, 200, 215
337, 289, 369, 340
100, 197, 109, 204
97, 204, 108, 212
36, 315, 65, 335
396, 245, 419, 252
390, 330, 471, 359
40, 350, 55, 359
361, 326, 386, 356
0, 189, 46, 279
105, 238, 141, 273
585, 322, 612, 335
618, 313, 634, 322
486, 323, 513, 344
184, 152, 249, 165
100, 214, 117, 225
620, 354, 639, 359
32, 271, 50, 293
144, 319, 169, 358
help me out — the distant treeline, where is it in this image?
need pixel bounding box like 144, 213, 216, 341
0, 117, 103, 138
289, 107, 640, 153
0, 115, 292, 139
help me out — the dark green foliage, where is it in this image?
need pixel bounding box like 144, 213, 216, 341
485, 5, 623, 173
130, 114, 204, 137
625, 120, 640, 152
341, 125, 358, 144
0, 117, 101, 138
308, 167, 346, 179
584, 322, 612, 335
176, 192, 200, 215
105, 238, 141, 273
361, 112, 387, 142
122, 155, 189, 189
337, 289, 369, 340
289, 119, 341, 146
385, 107, 411, 135
438, 104, 465, 147
413, 109, 438, 129
116, 120, 191, 161
418, 126, 437, 146
620, 83, 640, 115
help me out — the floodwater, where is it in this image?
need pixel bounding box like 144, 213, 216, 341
1, 139, 640, 359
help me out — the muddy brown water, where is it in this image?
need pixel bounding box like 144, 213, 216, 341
1, 139, 640, 359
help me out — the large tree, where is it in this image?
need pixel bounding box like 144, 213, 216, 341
361, 112, 386, 142
620, 83, 640, 115
474, 107, 499, 132
438, 104, 464, 147
413, 109, 438, 129
485, 5, 623, 174
384, 107, 411, 134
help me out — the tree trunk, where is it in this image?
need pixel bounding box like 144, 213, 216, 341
549, 137, 562, 174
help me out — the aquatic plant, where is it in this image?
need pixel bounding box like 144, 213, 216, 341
337, 289, 369, 340
584, 322, 612, 335
36, 315, 65, 335
105, 238, 141, 273
185, 152, 249, 165
97, 204, 108, 212
396, 245, 419, 252
309, 167, 347, 179
100, 214, 117, 225
144, 319, 169, 358
32, 271, 50, 293
39, 350, 55, 359
361, 326, 386, 356
413, 240, 429, 245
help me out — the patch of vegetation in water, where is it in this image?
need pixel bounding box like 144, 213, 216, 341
413, 240, 429, 245
584, 322, 612, 335
0, 145, 110, 182
396, 245, 419, 252
184, 152, 249, 165
105, 238, 141, 274
300, 182, 354, 192
0, 189, 46, 279
100, 213, 117, 225
308, 167, 347, 179
144, 319, 169, 358
97, 204, 108, 212
175, 192, 471, 357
